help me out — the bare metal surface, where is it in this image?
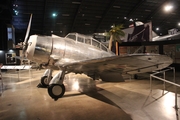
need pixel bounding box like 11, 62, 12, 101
26, 33, 173, 76
1, 69, 180, 120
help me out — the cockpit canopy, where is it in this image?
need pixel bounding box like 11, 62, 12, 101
65, 33, 110, 53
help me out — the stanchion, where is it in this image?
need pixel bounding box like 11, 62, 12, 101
0, 63, 3, 96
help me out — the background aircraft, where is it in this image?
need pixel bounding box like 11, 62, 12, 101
152, 28, 180, 41
23, 14, 173, 100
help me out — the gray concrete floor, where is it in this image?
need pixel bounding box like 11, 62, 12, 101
0, 69, 180, 120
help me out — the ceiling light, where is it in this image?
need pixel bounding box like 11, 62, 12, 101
72, 2, 81, 4
178, 23, 180, 26
156, 27, 159, 31
113, 6, 120, 8
95, 16, 101, 18
124, 17, 127, 19
9, 50, 13, 52
164, 4, 173, 12
52, 13, 57, 17
62, 14, 69, 16
145, 9, 151, 12
13, 9, 19, 15
129, 19, 133, 21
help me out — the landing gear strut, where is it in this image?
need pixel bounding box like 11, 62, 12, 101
41, 76, 53, 87
38, 69, 53, 88
47, 70, 66, 100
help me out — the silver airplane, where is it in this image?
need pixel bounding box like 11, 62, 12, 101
152, 30, 180, 41
23, 14, 173, 100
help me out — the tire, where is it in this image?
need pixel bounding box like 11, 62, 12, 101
41, 76, 52, 87
48, 84, 65, 100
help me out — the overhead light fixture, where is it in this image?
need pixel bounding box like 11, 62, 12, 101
145, 9, 151, 12
13, 9, 19, 15
62, 14, 69, 16
164, 4, 173, 12
85, 23, 90, 26
52, 13, 57, 17
95, 16, 101, 18
129, 19, 133, 21
72, 2, 81, 4
113, 6, 120, 8
156, 27, 159, 31
178, 23, 180, 26
9, 50, 14, 52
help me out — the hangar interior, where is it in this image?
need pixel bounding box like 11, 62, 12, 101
1, 0, 180, 120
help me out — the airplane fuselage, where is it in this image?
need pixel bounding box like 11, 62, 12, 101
26, 33, 115, 68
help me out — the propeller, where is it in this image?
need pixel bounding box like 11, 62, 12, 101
22, 14, 33, 58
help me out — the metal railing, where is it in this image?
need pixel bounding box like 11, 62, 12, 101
150, 67, 178, 109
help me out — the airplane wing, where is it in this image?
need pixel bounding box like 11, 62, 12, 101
60, 53, 172, 75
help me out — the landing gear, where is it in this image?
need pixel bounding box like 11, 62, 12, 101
38, 68, 67, 100
38, 69, 53, 88
48, 84, 65, 100
41, 76, 53, 87
47, 70, 66, 100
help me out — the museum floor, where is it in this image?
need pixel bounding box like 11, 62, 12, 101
0, 68, 180, 120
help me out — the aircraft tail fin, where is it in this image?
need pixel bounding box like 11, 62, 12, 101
152, 31, 159, 38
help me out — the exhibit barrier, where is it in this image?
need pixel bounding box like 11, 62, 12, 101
1, 65, 32, 81
150, 67, 178, 109
0, 65, 32, 95
0, 63, 3, 96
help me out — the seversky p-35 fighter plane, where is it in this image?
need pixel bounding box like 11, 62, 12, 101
23, 14, 173, 100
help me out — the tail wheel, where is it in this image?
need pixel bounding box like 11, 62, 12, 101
48, 84, 65, 100
41, 76, 52, 87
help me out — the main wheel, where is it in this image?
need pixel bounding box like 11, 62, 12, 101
48, 84, 65, 100
41, 76, 52, 87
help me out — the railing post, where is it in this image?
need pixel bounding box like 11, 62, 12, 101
163, 71, 166, 94
150, 67, 179, 110
150, 74, 152, 92
173, 67, 178, 110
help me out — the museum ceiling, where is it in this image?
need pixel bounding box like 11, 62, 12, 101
2, 0, 180, 39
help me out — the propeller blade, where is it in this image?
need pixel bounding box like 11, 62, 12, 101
22, 14, 33, 57
24, 14, 32, 44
